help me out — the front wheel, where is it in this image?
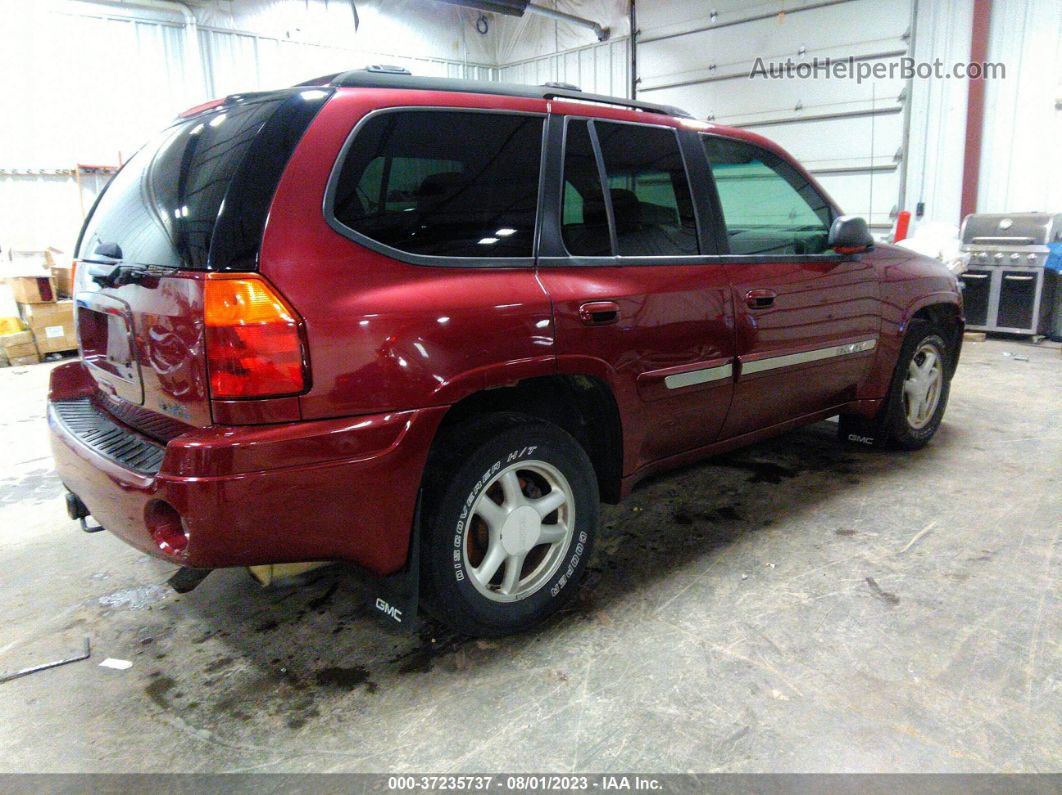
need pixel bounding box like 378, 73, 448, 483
886, 326, 952, 449
421, 414, 598, 636
840, 320, 953, 450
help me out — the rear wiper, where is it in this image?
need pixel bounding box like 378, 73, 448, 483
86, 242, 174, 287
87, 262, 162, 289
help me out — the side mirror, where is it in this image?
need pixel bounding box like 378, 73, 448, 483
829, 215, 874, 254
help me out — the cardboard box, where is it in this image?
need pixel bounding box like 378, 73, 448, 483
8, 248, 59, 267
10, 276, 57, 304
0, 330, 35, 349
7, 353, 41, 367
21, 300, 77, 354
4, 341, 39, 358
19, 300, 73, 328
1, 331, 40, 360
51, 264, 74, 299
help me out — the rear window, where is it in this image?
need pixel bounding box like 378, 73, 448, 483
561, 121, 611, 257
561, 120, 698, 257
596, 122, 698, 256
78, 90, 328, 270
331, 110, 544, 258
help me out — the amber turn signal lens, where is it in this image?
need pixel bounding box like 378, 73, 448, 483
203, 276, 306, 399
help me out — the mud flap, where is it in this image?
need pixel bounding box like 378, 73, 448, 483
837, 413, 886, 448
369, 493, 422, 633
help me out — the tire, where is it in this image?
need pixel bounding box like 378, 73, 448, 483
839, 320, 953, 450
420, 413, 599, 636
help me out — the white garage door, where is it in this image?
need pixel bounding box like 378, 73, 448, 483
636, 0, 914, 233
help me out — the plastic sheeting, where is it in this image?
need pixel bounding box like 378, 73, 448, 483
193, 0, 497, 64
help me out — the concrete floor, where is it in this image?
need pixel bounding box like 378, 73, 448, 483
0, 337, 1058, 774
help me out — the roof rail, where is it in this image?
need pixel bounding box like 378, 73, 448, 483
317, 70, 693, 119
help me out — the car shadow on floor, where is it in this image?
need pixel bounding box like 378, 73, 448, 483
135, 417, 963, 731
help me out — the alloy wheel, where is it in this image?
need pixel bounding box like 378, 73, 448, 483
462, 460, 575, 602
903, 341, 944, 430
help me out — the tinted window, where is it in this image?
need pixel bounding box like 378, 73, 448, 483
332, 111, 543, 258
561, 121, 698, 257
702, 136, 833, 255
79, 97, 290, 268
561, 121, 611, 256
596, 122, 698, 256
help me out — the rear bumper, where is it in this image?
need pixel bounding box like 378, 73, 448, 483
48, 361, 445, 574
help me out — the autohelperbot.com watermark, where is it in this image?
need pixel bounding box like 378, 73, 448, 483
750, 56, 1006, 83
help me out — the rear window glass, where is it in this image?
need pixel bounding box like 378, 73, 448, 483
595, 122, 698, 256
561, 120, 698, 257
79, 98, 287, 268
561, 121, 611, 257
331, 110, 544, 258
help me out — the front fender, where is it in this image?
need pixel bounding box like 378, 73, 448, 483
899, 290, 964, 335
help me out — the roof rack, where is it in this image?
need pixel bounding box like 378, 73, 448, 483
318, 69, 693, 119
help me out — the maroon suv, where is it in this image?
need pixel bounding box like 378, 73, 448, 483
49, 69, 962, 635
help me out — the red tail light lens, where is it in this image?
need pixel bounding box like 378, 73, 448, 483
204, 275, 307, 399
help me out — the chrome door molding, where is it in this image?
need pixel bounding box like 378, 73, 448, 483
740, 338, 877, 376
664, 363, 733, 389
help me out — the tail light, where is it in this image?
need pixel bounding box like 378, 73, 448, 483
204, 274, 307, 399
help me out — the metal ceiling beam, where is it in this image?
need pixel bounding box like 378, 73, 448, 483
526, 3, 609, 41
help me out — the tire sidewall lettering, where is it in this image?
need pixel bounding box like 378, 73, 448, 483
451, 444, 577, 600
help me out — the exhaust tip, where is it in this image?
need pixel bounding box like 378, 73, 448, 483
145, 500, 188, 556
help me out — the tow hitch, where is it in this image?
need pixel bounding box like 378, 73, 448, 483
65, 492, 103, 533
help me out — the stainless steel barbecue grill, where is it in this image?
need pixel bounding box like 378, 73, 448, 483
959, 212, 1060, 335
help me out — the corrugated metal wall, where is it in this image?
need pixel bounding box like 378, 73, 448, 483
198, 28, 496, 101
498, 37, 630, 98
978, 0, 1062, 214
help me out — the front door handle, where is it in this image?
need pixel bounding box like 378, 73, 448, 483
579, 301, 620, 325
745, 289, 777, 309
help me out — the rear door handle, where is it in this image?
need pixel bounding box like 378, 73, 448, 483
579, 301, 619, 325
745, 289, 777, 309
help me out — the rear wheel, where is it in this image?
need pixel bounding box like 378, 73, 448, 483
421, 414, 598, 636
839, 320, 953, 450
